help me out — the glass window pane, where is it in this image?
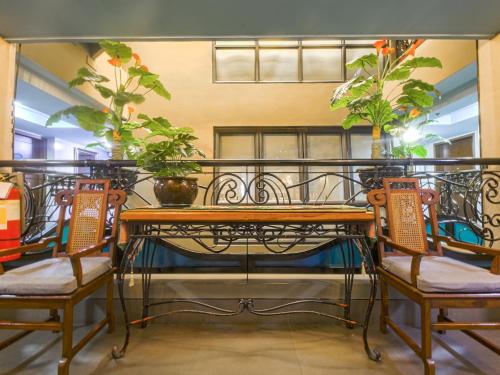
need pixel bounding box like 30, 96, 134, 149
346, 48, 378, 79
218, 134, 255, 204
302, 48, 342, 81
307, 134, 344, 202
302, 39, 342, 46
215, 40, 256, 47
350, 133, 372, 200
216, 49, 255, 81
259, 49, 299, 81
219, 134, 255, 158
263, 134, 300, 202
259, 40, 299, 47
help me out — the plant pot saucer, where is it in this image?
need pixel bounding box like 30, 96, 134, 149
159, 203, 192, 208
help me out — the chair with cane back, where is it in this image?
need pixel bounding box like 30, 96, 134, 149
368, 177, 500, 375
0, 179, 126, 375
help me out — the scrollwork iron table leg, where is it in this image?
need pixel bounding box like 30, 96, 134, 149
112, 237, 138, 359
359, 236, 381, 361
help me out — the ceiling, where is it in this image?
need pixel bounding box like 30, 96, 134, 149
0, 0, 499, 42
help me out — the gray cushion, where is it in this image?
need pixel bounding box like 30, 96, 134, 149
0, 257, 111, 295
381, 255, 500, 293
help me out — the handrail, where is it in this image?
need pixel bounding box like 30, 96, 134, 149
1, 158, 500, 168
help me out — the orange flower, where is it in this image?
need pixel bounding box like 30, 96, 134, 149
108, 58, 121, 67
373, 40, 387, 53
382, 47, 395, 56
102, 107, 109, 113
127, 106, 135, 114
410, 108, 421, 118
132, 53, 142, 65
407, 39, 425, 56
140, 65, 149, 72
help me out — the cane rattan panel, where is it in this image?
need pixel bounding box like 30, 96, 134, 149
66, 192, 106, 254
387, 190, 427, 253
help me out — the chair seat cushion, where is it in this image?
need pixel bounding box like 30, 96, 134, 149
381, 256, 500, 293
0, 257, 111, 295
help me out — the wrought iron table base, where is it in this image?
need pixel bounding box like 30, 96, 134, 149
112, 224, 381, 362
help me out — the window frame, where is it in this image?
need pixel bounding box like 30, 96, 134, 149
214, 126, 372, 202
212, 39, 376, 84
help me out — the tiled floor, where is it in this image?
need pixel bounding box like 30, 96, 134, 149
1, 318, 499, 374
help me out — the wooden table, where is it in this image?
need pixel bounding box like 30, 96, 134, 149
113, 205, 380, 361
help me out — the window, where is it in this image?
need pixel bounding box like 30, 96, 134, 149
215, 126, 372, 203
213, 39, 376, 83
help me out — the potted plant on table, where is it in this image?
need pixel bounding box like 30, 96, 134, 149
134, 115, 205, 207
330, 39, 442, 182
46, 40, 171, 160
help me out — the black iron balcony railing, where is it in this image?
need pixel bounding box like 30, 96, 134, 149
1, 158, 499, 272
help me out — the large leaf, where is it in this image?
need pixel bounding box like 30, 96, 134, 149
364, 97, 397, 127
330, 95, 354, 110
385, 67, 412, 81
114, 92, 146, 106
128, 66, 171, 100
341, 113, 363, 129
46, 106, 107, 134
410, 145, 428, 158
403, 79, 440, 95
144, 80, 171, 100
348, 76, 374, 97
68, 67, 109, 88
401, 57, 442, 69
346, 53, 378, 70
95, 84, 114, 98
99, 40, 132, 63
401, 88, 434, 107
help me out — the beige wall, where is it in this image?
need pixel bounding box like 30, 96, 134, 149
0, 38, 16, 162
17, 40, 480, 159
124, 42, 345, 157
478, 34, 500, 157
412, 40, 476, 84
20, 43, 113, 105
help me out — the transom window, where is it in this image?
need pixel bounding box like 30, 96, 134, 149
213, 39, 376, 83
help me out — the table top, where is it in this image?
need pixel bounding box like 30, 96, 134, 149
120, 205, 374, 224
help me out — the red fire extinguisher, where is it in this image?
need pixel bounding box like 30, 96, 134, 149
0, 182, 21, 262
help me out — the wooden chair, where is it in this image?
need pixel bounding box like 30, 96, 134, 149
0, 179, 126, 375
367, 177, 500, 375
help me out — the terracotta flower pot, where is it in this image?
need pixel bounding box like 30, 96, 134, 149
153, 176, 198, 207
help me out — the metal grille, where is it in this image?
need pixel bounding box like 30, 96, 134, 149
67, 192, 105, 254
388, 190, 427, 253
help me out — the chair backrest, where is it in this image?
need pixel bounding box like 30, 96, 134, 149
367, 178, 442, 258
54, 179, 126, 259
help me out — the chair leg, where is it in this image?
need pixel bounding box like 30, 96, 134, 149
106, 277, 115, 334
437, 308, 448, 334
380, 277, 389, 334
50, 308, 61, 333
421, 301, 435, 375
58, 303, 73, 375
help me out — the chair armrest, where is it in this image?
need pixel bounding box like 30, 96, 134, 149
437, 236, 500, 256
437, 236, 500, 275
0, 236, 60, 258
378, 235, 424, 286
68, 237, 114, 286
378, 235, 424, 256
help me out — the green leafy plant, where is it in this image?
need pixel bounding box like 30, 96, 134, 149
134, 115, 205, 177
330, 40, 442, 159
46, 40, 171, 160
